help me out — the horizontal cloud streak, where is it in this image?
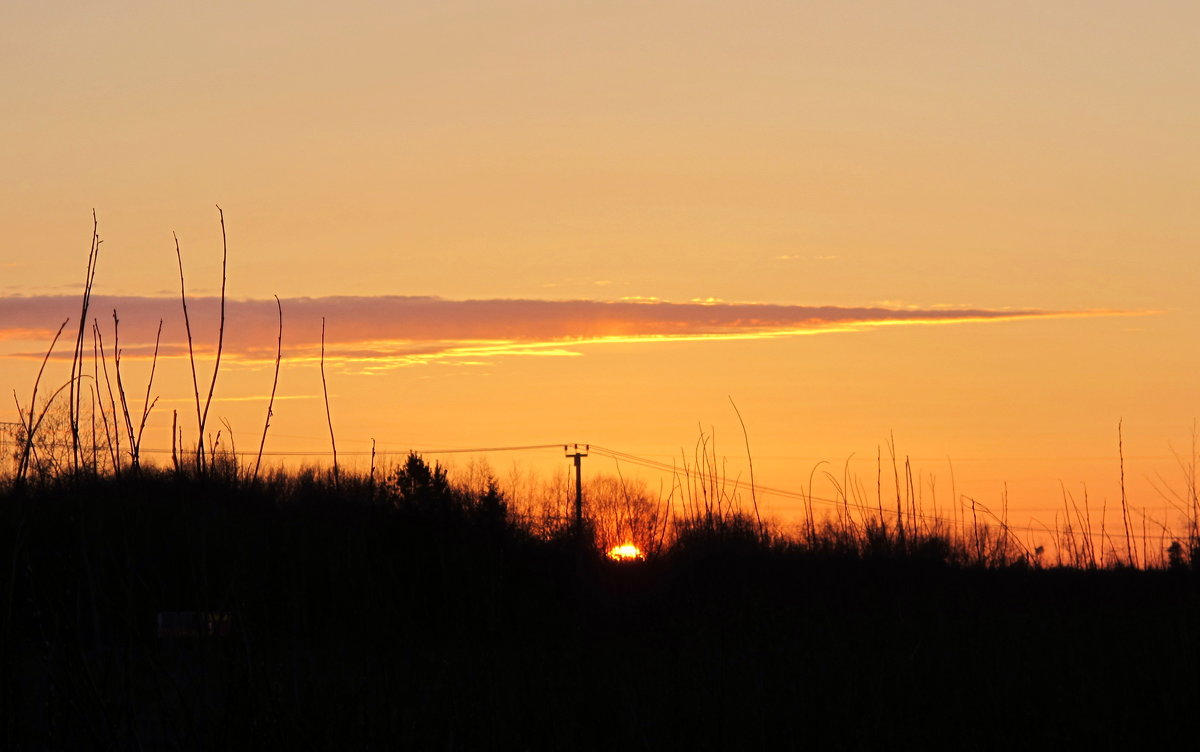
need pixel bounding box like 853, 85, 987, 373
0, 294, 1136, 368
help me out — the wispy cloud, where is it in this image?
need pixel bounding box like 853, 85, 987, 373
0, 294, 1142, 370
157, 394, 318, 404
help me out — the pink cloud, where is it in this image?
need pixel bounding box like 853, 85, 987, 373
0, 294, 1132, 366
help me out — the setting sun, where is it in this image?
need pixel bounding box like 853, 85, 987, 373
607, 543, 646, 562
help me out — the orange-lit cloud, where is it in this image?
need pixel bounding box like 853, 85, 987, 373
0, 295, 1139, 369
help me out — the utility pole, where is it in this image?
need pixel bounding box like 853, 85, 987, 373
564, 444, 589, 539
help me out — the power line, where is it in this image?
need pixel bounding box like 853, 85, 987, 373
16, 436, 1191, 544
585, 445, 1189, 544
126, 443, 568, 458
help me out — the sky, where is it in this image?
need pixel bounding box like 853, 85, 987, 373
3, 1, 1199, 550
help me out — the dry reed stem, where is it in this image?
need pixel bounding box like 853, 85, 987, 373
172, 207, 229, 473
198, 206, 229, 471
1119, 420, 1136, 567
1061, 482, 1080, 566
843, 455, 856, 523
728, 396, 762, 536
805, 461, 826, 545
321, 316, 339, 486
948, 456, 959, 542
1082, 485, 1096, 568
111, 310, 138, 469
369, 438, 377, 486
68, 212, 100, 472
888, 433, 904, 546
969, 496, 981, 562
90, 328, 116, 473
174, 232, 203, 471
905, 457, 916, 535
132, 320, 163, 467
1191, 423, 1198, 540
875, 446, 884, 525
92, 321, 122, 474
253, 295, 283, 482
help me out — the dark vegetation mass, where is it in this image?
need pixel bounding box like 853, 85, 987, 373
3, 460, 1199, 749
4, 212, 1200, 747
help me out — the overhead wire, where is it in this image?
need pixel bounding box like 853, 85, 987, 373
18, 433, 1189, 544
586, 445, 1184, 543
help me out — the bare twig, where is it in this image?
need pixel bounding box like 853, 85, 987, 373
19, 378, 84, 482
219, 417, 237, 478
88, 384, 97, 472
16, 318, 69, 483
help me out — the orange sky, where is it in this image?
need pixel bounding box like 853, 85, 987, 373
3, 1, 1199, 555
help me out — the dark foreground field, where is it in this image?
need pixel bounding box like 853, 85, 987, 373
3, 471, 1198, 750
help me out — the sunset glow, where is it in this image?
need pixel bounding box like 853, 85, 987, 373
7, 4, 1200, 747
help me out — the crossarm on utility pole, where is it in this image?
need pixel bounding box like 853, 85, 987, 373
564, 444, 589, 539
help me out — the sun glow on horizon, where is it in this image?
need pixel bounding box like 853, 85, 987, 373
607, 543, 646, 562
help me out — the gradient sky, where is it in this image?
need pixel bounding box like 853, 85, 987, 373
3, 1, 1199, 547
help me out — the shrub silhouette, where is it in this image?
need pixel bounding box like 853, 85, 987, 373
672, 509, 765, 558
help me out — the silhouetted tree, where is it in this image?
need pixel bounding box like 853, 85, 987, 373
584, 474, 664, 554
474, 478, 508, 530
390, 452, 460, 516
